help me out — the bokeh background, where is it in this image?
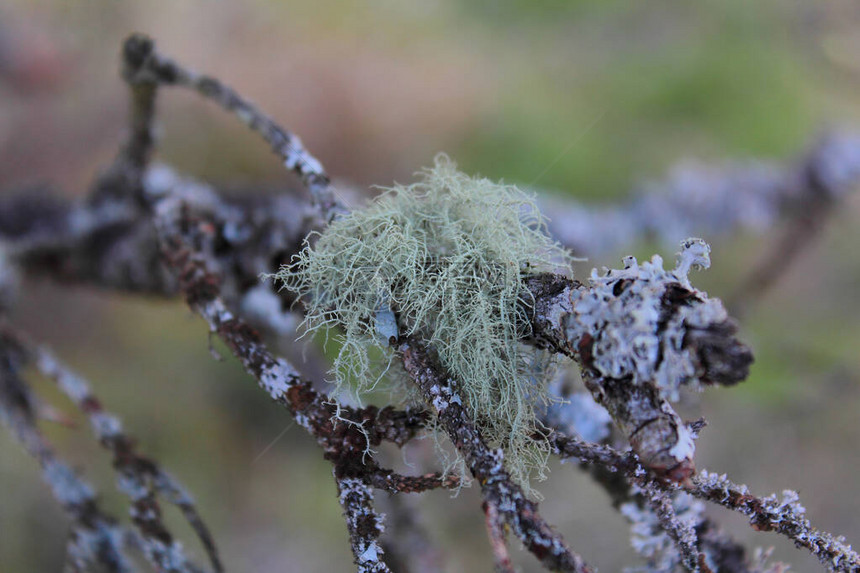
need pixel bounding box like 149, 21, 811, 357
2, 1, 860, 571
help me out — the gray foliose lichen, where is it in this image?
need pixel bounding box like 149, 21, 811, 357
566, 238, 725, 402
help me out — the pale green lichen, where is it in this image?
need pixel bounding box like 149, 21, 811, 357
275, 155, 572, 486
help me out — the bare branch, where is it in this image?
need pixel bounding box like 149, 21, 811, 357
119, 34, 159, 174
366, 470, 459, 494
483, 501, 515, 573
545, 417, 754, 573
727, 181, 834, 318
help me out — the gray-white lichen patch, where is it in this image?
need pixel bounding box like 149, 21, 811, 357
621, 491, 704, 573
693, 470, 860, 570
43, 458, 96, 506
566, 238, 726, 401
543, 390, 612, 444
66, 524, 129, 572
338, 476, 387, 572
276, 155, 572, 486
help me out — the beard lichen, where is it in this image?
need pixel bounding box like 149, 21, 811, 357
275, 155, 572, 487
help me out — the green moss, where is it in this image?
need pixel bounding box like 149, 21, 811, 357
276, 155, 572, 486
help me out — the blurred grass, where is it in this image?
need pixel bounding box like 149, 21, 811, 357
456, 1, 814, 200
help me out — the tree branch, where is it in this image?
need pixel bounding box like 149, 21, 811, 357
336, 476, 391, 573
692, 471, 860, 572
525, 242, 752, 482
0, 330, 140, 573
544, 131, 860, 258
0, 324, 224, 573
548, 429, 860, 572
400, 337, 594, 573
120, 34, 345, 223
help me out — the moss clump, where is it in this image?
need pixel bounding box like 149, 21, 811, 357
275, 155, 571, 486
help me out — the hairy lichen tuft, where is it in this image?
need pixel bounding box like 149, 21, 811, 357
275, 155, 572, 485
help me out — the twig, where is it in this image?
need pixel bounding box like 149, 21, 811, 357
543, 131, 860, 258
692, 471, 860, 573
336, 476, 391, 573
400, 337, 594, 573
119, 34, 159, 177
0, 331, 138, 573
728, 198, 832, 317
548, 429, 860, 572
0, 166, 315, 317
726, 132, 860, 316
637, 481, 706, 573
2, 326, 224, 573
544, 415, 753, 572
151, 191, 426, 452
120, 34, 346, 223
367, 470, 459, 494
483, 501, 515, 573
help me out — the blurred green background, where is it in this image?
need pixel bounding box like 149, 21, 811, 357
1, 1, 860, 571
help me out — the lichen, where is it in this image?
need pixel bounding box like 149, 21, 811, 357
275, 155, 572, 485
621, 491, 705, 573
565, 238, 724, 401
543, 390, 612, 444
